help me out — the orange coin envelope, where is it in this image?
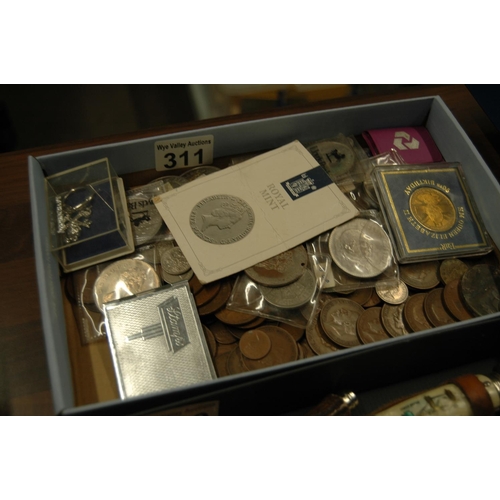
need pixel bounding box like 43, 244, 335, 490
154, 141, 359, 284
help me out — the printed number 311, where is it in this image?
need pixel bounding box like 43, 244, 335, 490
164, 149, 203, 169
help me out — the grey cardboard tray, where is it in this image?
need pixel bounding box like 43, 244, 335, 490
28, 96, 500, 415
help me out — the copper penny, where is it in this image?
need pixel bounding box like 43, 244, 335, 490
197, 279, 232, 316
363, 288, 382, 308
237, 315, 267, 329
305, 295, 341, 355
347, 287, 373, 306
424, 288, 456, 327
297, 342, 304, 359
194, 280, 221, 307
213, 342, 238, 376
356, 307, 391, 344
216, 342, 238, 356
381, 303, 409, 337
189, 274, 204, 295
215, 307, 258, 326
202, 324, 217, 358
403, 293, 433, 332
443, 279, 474, 321
241, 325, 298, 371
461, 264, 500, 317
225, 318, 266, 339
239, 329, 272, 360
399, 261, 440, 290
214, 351, 232, 377
208, 320, 238, 345
277, 322, 305, 342
375, 279, 408, 305
226, 347, 249, 375
306, 314, 341, 355
320, 298, 364, 348
439, 258, 469, 284
298, 338, 317, 358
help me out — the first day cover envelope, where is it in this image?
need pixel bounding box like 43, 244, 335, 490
154, 141, 359, 283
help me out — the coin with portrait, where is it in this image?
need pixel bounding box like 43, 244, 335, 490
328, 218, 393, 278
190, 194, 255, 245
409, 187, 456, 232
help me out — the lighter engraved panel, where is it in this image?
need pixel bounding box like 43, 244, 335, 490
190, 194, 255, 245
104, 283, 216, 398
409, 187, 456, 232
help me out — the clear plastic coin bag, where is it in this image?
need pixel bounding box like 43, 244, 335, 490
336, 149, 406, 211
226, 245, 331, 328
311, 211, 399, 294
126, 180, 168, 246
305, 133, 367, 188
67, 244, 166, 344
66, 264, 107, 345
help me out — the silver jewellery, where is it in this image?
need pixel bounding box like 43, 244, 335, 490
56, 187, 95, 244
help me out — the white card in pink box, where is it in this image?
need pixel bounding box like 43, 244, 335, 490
153, 141, 359, 283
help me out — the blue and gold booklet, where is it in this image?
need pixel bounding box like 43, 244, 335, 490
372, 163, 492, 263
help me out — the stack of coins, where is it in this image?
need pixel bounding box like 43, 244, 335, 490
243, 245, 317, 313
160, 246, 193, 284
195, 255, 500, 376
65, 232, 500, 377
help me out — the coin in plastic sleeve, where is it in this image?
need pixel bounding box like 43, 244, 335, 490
244, 245, 307, 287
161, 246, 191, 275
93, 259, 161, 311
127, 192, 164, 245
328, 218, 393, 278
259, 269, 316, 309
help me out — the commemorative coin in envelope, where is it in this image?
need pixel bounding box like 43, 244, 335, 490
104, 283, 216, 399
154, 141, 359, 283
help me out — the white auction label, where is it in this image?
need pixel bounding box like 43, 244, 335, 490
154, 134, 214, 171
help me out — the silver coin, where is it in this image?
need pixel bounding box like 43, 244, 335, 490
244, 245, 307, 287
161, 268, 194, 285
161, 246, 191, 275
190, 194, 255, 245
93, 259, 161, 312
127, 192, 164, 245
154, 239, 176, 259
328, 218, 393, 278
375, 279, 408, 305
180, 166, 221, 182
259, 269, 316, 309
